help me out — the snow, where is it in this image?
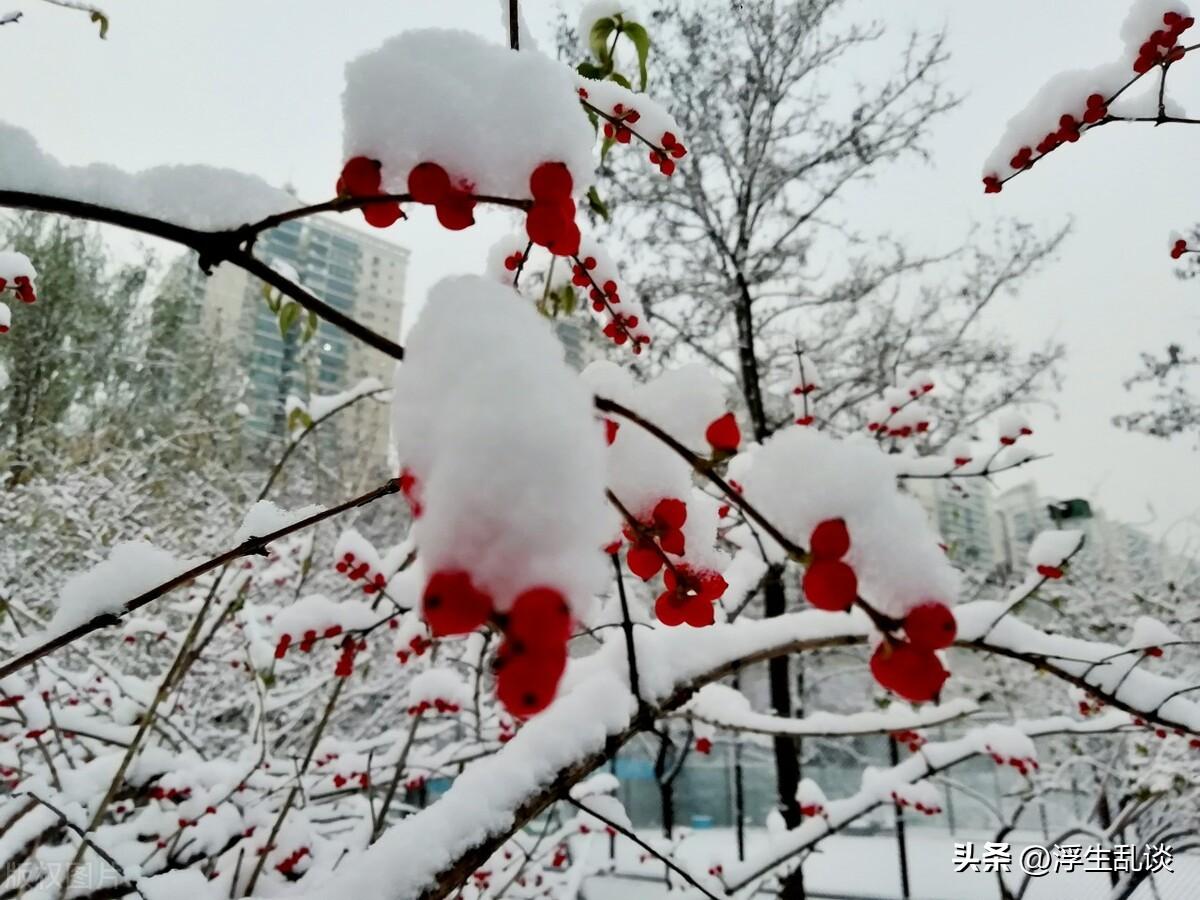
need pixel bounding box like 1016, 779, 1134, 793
686, 684, 979, 736
342, 29, 595, 201
736, 426, 960, 618
392, 275, 612, 617
407, 667, 469, 709
1120, 0, 1193, 57
0, 250, 36, 283
14, 542, 199, 652
1127, 615, 1182, 649
1027, 529, 1084, 568
270, 595, 380, 641
0, 121, 294, 230
232, 500, 325, 544
308, 376, 385, 422
0, 301, 9, 333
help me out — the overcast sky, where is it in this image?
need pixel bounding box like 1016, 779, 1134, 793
4, 0, 1199, 551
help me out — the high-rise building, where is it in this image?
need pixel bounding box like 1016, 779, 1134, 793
905, 478, 999, 570
182, 214, 408, 455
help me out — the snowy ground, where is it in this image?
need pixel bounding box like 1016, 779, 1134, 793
576, 828, 1200, 899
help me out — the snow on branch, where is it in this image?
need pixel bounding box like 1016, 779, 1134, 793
723, 711, 1136, 892
684, 684, 978, 737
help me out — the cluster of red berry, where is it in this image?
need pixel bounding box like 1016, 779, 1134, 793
331, 771, 370, 790
999, 422, 1033, 446
695, 736, 713, 754
802, 519, 857, 611
889, 790, 942, 815
986, 746, 1039, 776
273, 624, 344, 660
656, 564, 729, 627
148, 784, 192, 803
799, 800, 826, 817
407, 695, 462, 716
502, 250, 527, 272
870, 604, 955, 704
1171, 237, 1189, 258
335, 549, 388, 595
526, 162, 581, 256
275, 846, 311, 876
624, 497, 687, 579
707, 863, 725, 877
334, 639, 365, 678
648, 131, 687, 176
570, 255, 649, 352
337, 156, 404, 228
1133, 11, 1194, 73
395, 632, 431, 665
890, 729, 927, 753
1077, 693, 1104, 717
405, 774, 428, 792
983, 93, 1112, 194
0, 275, 36, 304
421, 572, 573, 717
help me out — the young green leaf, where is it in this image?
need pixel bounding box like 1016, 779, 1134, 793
622, 21, 651, 90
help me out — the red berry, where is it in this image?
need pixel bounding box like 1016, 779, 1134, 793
802, 560, 857, 611
529, 162, 573, 200
605, 419, 620, 445
695, 737, 713, 754
705, 412, 741, 453
408, 162, 451, 204
422, 570, 493, 636
903, 601, 957, 650
810, 518, 850, 560
495, 642, 567, 717
870, 641, 949, 703
340, 156, 382, 197
363, 200, 402, 229
652, 497, 687, 531
1036, 564, 1063, 580
983, 175, 1002, 194
626, 541, 664, 581
436, 192, 476, 230
526, 203, 568, 248
507, 587, 572, 649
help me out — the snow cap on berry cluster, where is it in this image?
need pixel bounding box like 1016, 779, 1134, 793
1121, 1, 1193, 57
1027, 529, 1084, 570
735, 427, 959, 618
575, 74, 683, 153
1127, 615, 1181, 649
0, 122, 292, 230
975, 723, 1038, 765
271, 595, 378, 641
583, 361, 724, 514
0, 251, 36, 284
407, 668, 470, 709
392, 275, 612, 616
343, 29, 595, 200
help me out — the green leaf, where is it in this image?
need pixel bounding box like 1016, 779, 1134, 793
608, 71, 632, 90
278, 301, 300, 338
622, 21, 651, 90
587, 186, 610, 221
91, 10, 109, 39
555, 284, 577, 316
287, 406, 313, 433
600, 135, 616, 162
577, 61, 608, 80
300, 309, 319, 343
589, 17, 616, 66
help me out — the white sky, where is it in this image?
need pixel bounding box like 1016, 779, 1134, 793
3, 0, 1198, 549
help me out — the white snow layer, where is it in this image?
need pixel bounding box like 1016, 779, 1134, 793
0, 122, 294, 230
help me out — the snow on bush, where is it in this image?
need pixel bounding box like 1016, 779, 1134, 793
392, 275, 611, 714
0, 122, 293, 230
343, 29, 594, 202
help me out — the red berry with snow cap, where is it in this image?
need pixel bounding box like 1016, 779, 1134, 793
810, 518, 850, 560
903, 601, 957, 650
422, 570, 494, 636
507, 587, 572, 649
407, 162, 451, 204
339, 156, 382, 197
529, 162, 573, 200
